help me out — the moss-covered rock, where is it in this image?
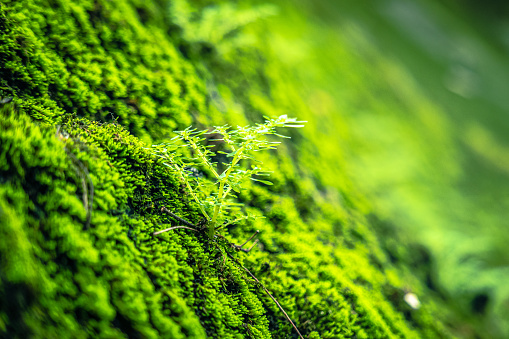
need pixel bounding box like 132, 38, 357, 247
1, 0, 452, 337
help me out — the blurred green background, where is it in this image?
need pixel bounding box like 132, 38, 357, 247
257, 0, 509, 337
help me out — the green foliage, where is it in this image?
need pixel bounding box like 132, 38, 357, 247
168, 0, 277, 56
0, 0, 459, 338
152, 115, 306, 237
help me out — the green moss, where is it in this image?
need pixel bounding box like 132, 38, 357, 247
0, 0, 454, 338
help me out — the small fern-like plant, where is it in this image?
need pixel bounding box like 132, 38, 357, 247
152, 115, 305, 239
151, 115, 306, 338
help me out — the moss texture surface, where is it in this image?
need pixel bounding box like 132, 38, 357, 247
1, 0, 452, 338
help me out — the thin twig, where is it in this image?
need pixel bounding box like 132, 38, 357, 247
236, 230, 260, 249
153, 225, 199, 235
226, 252, 304, 339
242, 239, 259, 253
161, 206, 199, 228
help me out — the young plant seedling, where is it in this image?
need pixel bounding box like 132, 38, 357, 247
152, 114, 305, 238
151, 115, 306, 338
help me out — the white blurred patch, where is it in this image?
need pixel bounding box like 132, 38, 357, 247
404, 292, 421, 309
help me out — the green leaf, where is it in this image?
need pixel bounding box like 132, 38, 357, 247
251, 178, 273, 185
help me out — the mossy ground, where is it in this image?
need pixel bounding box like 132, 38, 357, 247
1, 0, 454, 338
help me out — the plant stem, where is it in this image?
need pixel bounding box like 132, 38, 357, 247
153, 226, 198, 235
222, 185, 233, 200
189, 138, 220, 179
209, 145, 245, 237
161, 207, 198, 228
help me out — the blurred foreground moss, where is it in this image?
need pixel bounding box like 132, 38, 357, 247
0, 0, 458, 337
